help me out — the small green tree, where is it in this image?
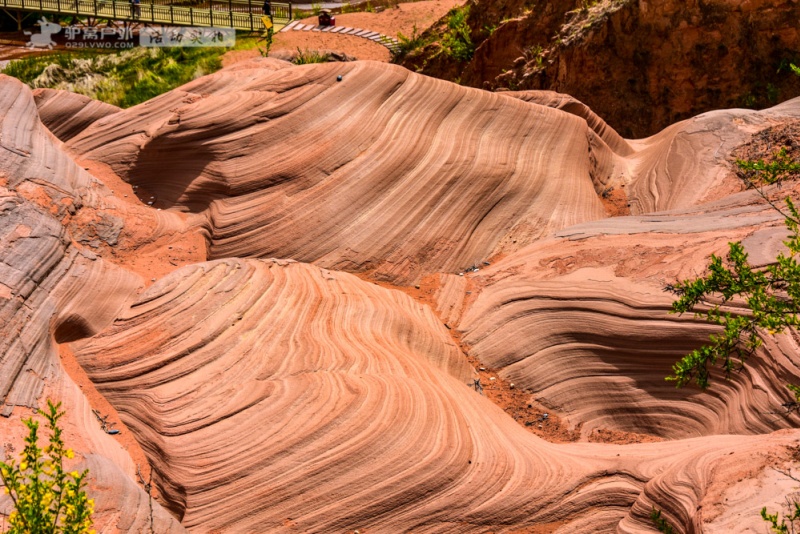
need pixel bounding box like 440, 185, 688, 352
0, 400, 94, 534
667, 148, 800, 389
762, 501, 800, 534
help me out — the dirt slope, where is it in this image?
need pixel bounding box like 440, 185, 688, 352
403, 0, 800, 138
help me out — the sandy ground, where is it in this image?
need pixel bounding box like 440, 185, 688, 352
224, 0, 461, 65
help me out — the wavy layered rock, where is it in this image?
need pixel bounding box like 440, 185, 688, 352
69, 257, 800, 532
64, 59, 800, 284
0, 185, 186, 531
459, 189, 800, 439
0, 75, 102, 202
67, 59, 613, 284
33, 88, 121, 143
3, 62, 800, 533
0, 76, 189, 531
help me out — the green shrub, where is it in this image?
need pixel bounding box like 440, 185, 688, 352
0, 400, 94, 533
440, 5, 474, 62
762, 501, 800, 533
396, 24, 430, 57
667, 147, 800, 389
650, 508, 675, 533
293, 48, 330, 64
2, 52, 93, 83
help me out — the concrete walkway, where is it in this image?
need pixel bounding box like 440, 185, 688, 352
280, 20, 400, 54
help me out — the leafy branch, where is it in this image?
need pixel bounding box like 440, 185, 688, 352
667, 150, 800, 389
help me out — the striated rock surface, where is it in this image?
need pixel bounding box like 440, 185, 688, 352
3, 61, 800, 534
0, 75, 187, 531
67, 59, 610, 284
70, 258, 800, 533
64, 60, 800, 282
459, 190, 800, 440
33, 88, 121, 143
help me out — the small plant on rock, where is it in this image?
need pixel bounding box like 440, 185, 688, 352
396, 24, 430, 58
762, 497, 800, 533
293, 48, 330, 64
650, 508, 675, 533
0, 400, 94, 534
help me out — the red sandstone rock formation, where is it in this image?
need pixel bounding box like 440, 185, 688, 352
2, 59, 800, 532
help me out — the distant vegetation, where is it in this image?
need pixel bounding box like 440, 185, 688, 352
440, 5, 473, 61
394, 5, 473, 64
4, 45, 226, 108
292, 48, 333, 64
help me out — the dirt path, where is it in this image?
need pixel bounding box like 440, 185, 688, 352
224, 0, 462, 64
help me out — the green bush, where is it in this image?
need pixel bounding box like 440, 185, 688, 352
650, 508, 675, 533
762, 500, 800, 533
667, 148, 800, 389
2, 52, 94, 82
292, 48, 330, 64
440, 5, 474, 62
0, 400, 94, 533
396, 24, 430, 57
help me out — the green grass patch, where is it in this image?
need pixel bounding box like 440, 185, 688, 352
4, 45, 228, 108
292, 48, 330, 64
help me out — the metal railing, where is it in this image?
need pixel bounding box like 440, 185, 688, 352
1, 0, 291, 30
